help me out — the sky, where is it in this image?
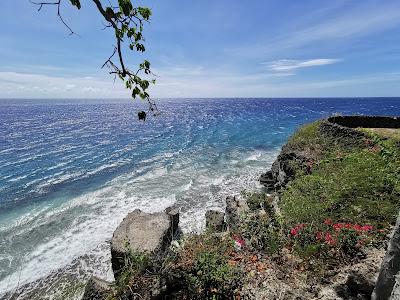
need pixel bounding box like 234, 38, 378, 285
0, 0, 400, 98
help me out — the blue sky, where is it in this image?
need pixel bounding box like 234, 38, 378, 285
0, 0, 400, 98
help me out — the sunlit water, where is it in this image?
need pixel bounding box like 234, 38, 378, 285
1, 98, 399, 298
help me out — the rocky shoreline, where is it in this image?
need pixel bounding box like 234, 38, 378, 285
78, 115, 400, 299
5, 115, 399, 300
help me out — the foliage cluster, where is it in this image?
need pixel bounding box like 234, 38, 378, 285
35, 0, 157, 119
165, 235, 241, 299
287, 219, 386, 260
238, 192, 283, 255
107, 249, 157, 300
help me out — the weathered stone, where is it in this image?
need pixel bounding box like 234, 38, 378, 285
372, 213, 400, 300
225, 195, 249, 229
259, 170, 275, 190
111, 207, 179, 278
205, 210, 226, 232
346, 271, 375, 297
81, 276, 111, 300
271, 151, 310, 189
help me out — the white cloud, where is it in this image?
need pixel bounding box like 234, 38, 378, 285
265, 59, 341, 72
0, 71, 128, 98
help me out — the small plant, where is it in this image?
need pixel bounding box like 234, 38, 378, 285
109, 249, 158, 299
240, 213, 282, 255
243, 191, 273, 212
165, 235, 241, 299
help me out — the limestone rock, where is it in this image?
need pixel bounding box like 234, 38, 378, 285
225, 195, 249, 229
271, 151, 309, 188
372, 212, 400, 300
205, 210, 226, 232
111, 207, 179, 278
81, 276, 111, 300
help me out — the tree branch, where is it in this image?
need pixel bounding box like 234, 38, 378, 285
30, 0, 77, 35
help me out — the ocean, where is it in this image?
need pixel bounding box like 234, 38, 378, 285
0, 98, 399, 298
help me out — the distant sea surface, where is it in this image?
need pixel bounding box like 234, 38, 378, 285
1, 98, 400, 298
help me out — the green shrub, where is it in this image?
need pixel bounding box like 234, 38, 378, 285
165, 235, 241, 299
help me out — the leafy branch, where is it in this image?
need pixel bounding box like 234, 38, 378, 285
31, 0, 158, 120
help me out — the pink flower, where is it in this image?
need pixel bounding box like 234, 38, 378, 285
324, 218, 333, 225
233, 236, 245, 246
233, 236, 245, 250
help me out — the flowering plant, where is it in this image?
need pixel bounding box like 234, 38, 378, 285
288, 219, 380, 258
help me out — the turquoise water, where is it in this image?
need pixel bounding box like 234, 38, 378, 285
0, 98, 399, 296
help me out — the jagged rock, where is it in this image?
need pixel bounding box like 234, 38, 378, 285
259, 170, 275, 190
111, 207, 179, 278
271, 151, 309, 188
81, 276, 111, 300
372, 212, 400, 300
225, 195, 249, 229
205, 210, 226, 232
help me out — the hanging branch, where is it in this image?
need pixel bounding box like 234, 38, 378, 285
31, 0, 158, 120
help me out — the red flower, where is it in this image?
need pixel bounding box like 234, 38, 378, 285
316, 231, 323, 240
290, 228, 298, 236
290, 224, 306, 237
360, 225, 373, 231
333, 223, 344, 231
325, 232, 336, 245
324, 218, 333, 225
353, 224, 362, 232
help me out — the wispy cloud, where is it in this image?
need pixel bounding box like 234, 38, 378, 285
265, 59, 341, 72
228, 1, 400, 58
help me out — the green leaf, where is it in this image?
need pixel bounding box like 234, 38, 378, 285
138, 111, 146, 121
118, 0, 133, 16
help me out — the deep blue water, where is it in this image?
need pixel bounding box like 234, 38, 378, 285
0, 98, 399, 296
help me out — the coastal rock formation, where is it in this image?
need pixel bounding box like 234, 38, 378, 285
225, 195, 249, 229
372, 212, 400, 300
81, 276, 111, 300
270, 151, 309, 189
110, 207, 179, 278
205, 210, 226, 232
259, 170, 275, 191
320, 115, 400, 146
261, 115, 400, 189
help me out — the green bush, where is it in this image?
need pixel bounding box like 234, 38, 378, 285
165, 235, 241, 299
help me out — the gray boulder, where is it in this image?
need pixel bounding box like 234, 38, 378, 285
372, 213, 400, 300
111, 207, 179, 278
81, 276, 111, 300
205, 210, 226, 232
225, 195, 249, 229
